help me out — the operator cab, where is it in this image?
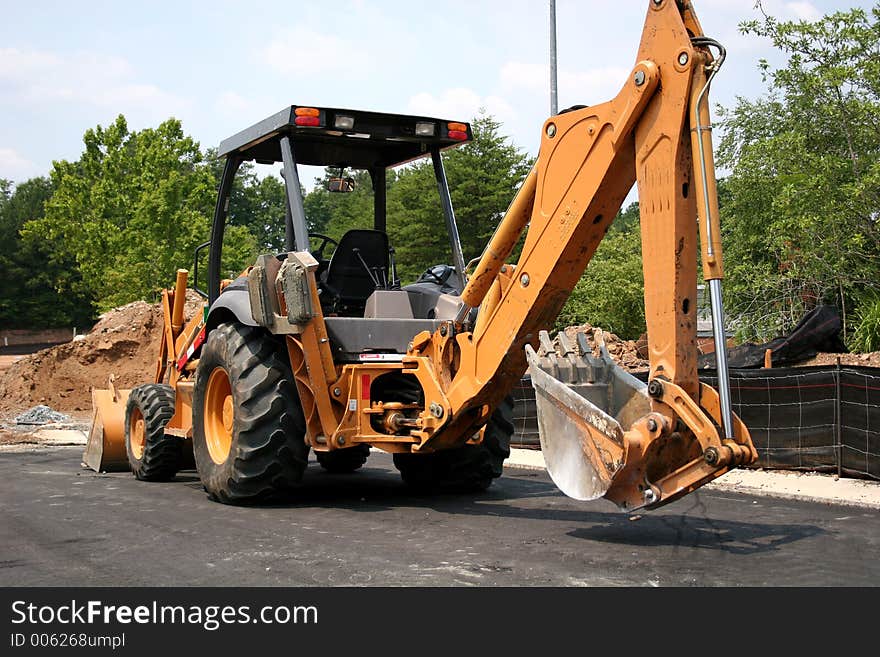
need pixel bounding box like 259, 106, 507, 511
203, 105, 473, 361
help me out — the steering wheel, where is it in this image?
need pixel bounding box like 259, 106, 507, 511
309, 233, 338, 261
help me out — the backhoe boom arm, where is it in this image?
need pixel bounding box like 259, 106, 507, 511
410, 0, 757, 510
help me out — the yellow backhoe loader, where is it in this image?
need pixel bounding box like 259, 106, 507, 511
85, 0, 757, 511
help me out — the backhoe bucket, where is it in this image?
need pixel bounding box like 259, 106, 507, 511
82, 377, 131, 473
525, 331, 650, 501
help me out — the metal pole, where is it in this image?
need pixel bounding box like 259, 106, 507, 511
835, 356, 842, 478
208, 156, 242, 304
431, 148, 467, 283
371, 167, 387, 233
549, 0, 558, 115
279, 136, 311, 252
280, 174, 294, 252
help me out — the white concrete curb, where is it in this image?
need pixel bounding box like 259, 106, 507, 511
505, 448, 880, 510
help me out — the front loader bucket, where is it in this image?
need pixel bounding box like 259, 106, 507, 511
525, 331, 650, 501
82, 378, 131, 473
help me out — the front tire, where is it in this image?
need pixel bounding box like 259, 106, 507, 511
393, 396, 514, 493
192, 322, 309, 504
124, 384, 180, 481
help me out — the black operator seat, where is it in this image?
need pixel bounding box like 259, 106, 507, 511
319, 229, 390, 315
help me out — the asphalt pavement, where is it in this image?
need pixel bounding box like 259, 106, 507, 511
1, 445, 879, 586
10, 426, 880, 509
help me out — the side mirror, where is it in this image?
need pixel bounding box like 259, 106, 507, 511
328, 177, 356, 193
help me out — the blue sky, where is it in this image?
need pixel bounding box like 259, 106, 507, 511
0, 0, 873, 189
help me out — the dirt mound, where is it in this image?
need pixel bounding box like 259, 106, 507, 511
796, 351, 880, 368
5, 292, 873, 417
560, 325, 880, 372
0, 291, 204, 414
562, 323, 649, 372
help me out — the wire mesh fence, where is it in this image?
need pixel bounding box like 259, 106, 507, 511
511, 377, 542, 449
511, 363, 880, 481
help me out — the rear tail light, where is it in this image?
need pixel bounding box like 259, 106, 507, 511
294, 107, 322, 127
447, 122, 468, 140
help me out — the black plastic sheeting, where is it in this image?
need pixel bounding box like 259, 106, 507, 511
511, 364, 880, 481
702, 365, 879, 480
698, 305, 848, 369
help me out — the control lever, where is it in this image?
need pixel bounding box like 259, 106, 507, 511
352, 248, 383, 289
389, 247, 401, 289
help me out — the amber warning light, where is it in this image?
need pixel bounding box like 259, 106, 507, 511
447, 122, 468, 141
294, 107, 321, 127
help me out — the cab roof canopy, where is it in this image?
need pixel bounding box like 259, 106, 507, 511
217, 105, 473, 170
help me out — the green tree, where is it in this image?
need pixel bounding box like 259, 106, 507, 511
386, 111, 534, 282
303, 168, 377, 240
444, 112, 534, 262
0, 177, 95, 328
717, 4, 880, 344
26, 116, 256, 310
555, 202, 646, 339
607, 199, 640, 235
385, 163, 450, 282
298, 112, 534, 284
237, 173, 287, 251
205, 152, 289, 253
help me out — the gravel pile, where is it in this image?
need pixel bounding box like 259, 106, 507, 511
13, 405, 72, 425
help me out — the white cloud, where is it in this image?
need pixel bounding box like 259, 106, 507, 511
406, 88, 516, 125
91, 83, 188, 115
258, 26, 373, 76
0, 48, 132, 85
500, 60, 631, 106
0, 147, 39, 181
0, 47, 190, 117
785, 2, 821, 21
499, 61, 545, 95
728, 0, 823, 22
216, 91, 255, 114
403, 62, 633, 160
214, 90, 271, 119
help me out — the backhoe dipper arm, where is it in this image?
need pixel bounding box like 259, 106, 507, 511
415, 0, 757, 510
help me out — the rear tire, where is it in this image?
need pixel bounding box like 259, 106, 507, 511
316, 445, 370, 473
124, 384, 180, 481
393, 396, 514, 493
192, 322, 309, 505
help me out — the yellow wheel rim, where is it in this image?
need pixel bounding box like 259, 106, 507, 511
129, 407, 145, 460
204, 366, 234, 464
